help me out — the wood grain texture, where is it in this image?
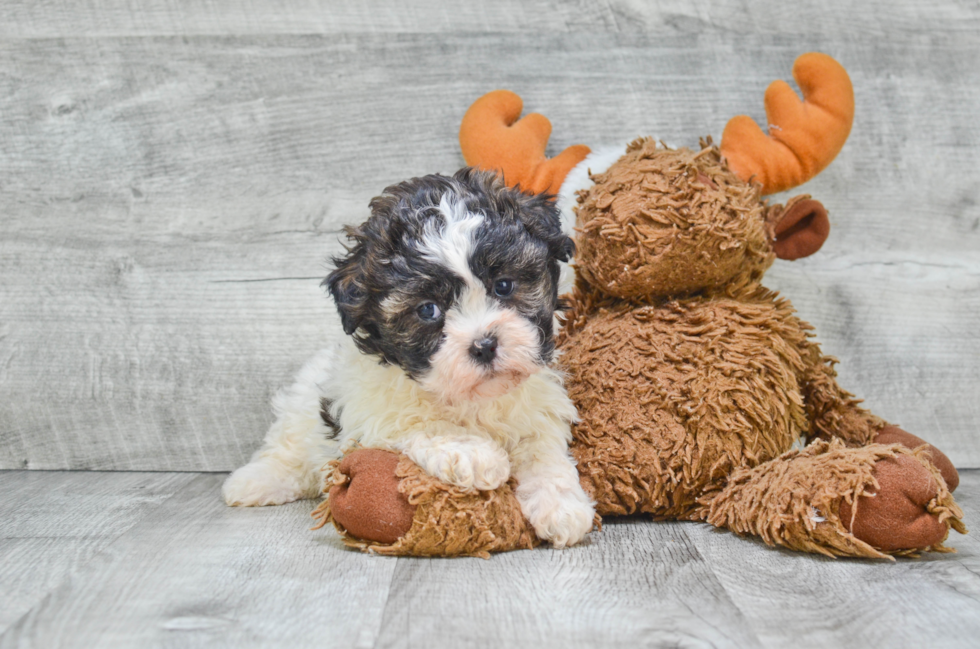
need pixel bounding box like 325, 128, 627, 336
1, 11, 978, 471
684, 471, 980, 649
686, 522, 980, 648
0, 0, 619, 37
1, 1, 977, 37
373, 522, 762, 649
0, 472, 397, 649
1, 469, 978, 647
0, 232, 340, 471
0, 471, 197, 634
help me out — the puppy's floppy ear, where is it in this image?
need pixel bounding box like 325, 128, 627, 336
324, 226, 369, 336
516, 192, 576, 262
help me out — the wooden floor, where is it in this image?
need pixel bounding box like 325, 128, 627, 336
0, 469, 978, 648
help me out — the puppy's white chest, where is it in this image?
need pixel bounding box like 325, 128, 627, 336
325, 340, 575, 452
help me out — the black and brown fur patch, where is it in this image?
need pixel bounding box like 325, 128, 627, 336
323, 167, 574, 377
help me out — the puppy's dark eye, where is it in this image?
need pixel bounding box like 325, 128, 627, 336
417, 302, 442, 321
493, 279, 515, 297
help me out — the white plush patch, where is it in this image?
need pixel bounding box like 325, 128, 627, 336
555, 144, 630, 294
809, 506, 827, 524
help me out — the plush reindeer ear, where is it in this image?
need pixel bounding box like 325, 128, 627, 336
324, 227, 369, 335
766, 196, 830, 260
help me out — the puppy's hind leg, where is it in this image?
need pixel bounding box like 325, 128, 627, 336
223, 349, 340, 506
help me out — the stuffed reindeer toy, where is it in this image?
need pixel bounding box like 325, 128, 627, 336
316, 53, 965, 559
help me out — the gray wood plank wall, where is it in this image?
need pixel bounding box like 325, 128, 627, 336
1, 1, 978, 471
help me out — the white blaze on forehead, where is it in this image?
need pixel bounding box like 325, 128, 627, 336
420, 195, 498, 331
412, 194, 545, 403
417, 194, 485, 291
414, 193, 500, 344
449, 282, 498, 339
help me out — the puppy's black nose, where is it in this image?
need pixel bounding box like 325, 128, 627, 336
469, 336, 498, 365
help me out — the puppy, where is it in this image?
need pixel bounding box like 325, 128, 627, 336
222, 167, 594, 548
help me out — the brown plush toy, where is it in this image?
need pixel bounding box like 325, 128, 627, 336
314, 53, 965, 559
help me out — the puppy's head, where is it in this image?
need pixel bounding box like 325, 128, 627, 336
325, 167, 573, 403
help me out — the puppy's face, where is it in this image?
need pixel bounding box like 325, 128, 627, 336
325, 168, 573, 403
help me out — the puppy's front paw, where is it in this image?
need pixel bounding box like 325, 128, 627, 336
222, 461, 310, 506
520, 486, 595, 549
417, 439, 511, 492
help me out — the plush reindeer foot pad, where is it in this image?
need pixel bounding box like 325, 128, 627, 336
312, 448, 538, 558
705, 439, 965, 559
840, 452, 966, 554
319, 449, 416, 544
875, 426, 959, 492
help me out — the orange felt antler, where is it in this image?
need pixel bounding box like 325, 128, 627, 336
459, 90, 591, 195
720, 53, 854, 195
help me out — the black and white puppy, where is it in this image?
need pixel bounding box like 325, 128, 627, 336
222, 168, 594, 548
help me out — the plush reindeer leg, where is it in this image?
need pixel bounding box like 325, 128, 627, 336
317, 449, 415, 545
798, 343, 959, 491
312, 448, 537, 558
799, 345, 884, 447
703, 439, 965, 559
760, 196, 959, 492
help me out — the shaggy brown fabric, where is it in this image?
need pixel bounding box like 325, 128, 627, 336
573, 140, 773, 301
874, 426, 960, 492
560, 285, 813, 518
552, 137, 964, 557
799, 346, 885, 447
562, 146, 856, 522
313, 450, 538, 558
705, 440, 965, 558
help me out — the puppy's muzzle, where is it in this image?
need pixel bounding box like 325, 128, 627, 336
469, 336, 498, 366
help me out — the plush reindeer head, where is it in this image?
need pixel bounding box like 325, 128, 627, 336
459, 53, 853, 301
